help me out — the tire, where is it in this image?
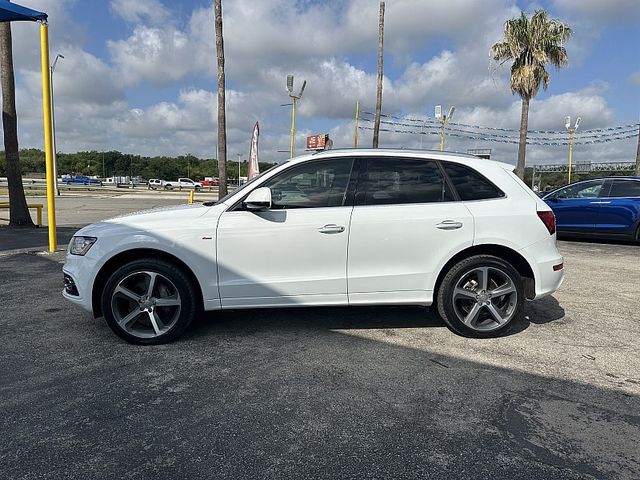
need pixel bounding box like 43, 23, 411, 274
165, 184, 173, 190
436, 255, 524, 338
635, 224, 640, 244
101, 258, 197, 345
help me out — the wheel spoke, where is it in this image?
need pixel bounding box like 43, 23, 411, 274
463, 303, 482, 327
147, 310, 162, 335
490, 282, 515, 297
146, 272, 158, 297
114, 285, 141, 302
486, 302, 507, 325
118, 309, 142, 328
155, 296, 180, 307
454, 287, 477, 300
477, 267, 490, 291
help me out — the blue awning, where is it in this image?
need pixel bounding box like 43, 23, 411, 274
0, 0, 47, 22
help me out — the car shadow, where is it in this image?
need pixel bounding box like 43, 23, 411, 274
188, 295, 566, 339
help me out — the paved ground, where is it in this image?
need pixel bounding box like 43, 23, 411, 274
1, 240, 639, 479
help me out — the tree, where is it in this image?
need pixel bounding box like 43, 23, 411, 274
491, 10, 572, 179
0, 22, 34, 227
372, 1, 385, 148
214, 0, 228, 197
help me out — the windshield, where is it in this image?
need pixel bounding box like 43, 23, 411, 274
213, 165, 277, 205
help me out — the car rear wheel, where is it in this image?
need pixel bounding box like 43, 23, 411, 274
437, 255, 524, 338
101, 259, 197, 345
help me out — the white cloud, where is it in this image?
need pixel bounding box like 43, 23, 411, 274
110, 0, 170, 25
553, 0, 640, 24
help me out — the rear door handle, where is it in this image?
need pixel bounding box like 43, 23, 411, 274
318, 224, 345, 234
436, 220, 463, 230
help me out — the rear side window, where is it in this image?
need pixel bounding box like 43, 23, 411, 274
360, 158, 453, 205
607, 179, 640, 198
442, 162, 504, 201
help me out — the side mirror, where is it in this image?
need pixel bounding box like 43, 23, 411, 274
244, 187, 272, 211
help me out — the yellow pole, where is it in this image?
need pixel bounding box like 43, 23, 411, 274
40, 24, 56, 251
188, 190, 194, 204
567, 131, 574, 184
354, 100, 360, 148
289, 97, 296, 158
439, 121, 445, 151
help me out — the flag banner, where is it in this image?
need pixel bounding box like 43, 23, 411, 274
248, 122, 260, 179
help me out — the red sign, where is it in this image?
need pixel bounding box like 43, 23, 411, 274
306, 134, 329, 150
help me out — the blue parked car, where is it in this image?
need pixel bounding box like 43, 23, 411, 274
541, 176, 640, 242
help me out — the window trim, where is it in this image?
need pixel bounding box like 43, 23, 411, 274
229, 157, 356, 211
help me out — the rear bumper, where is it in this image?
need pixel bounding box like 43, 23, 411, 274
520, 237, 565, 300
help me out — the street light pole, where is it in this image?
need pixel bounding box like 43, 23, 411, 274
237, 153, 241, 185
435, 105, 455, 151
286, 75, 306, 158
50, 53, 64, 195
565, 115, 581, 184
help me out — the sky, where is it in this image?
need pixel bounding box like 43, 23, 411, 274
2, 0, 640, 166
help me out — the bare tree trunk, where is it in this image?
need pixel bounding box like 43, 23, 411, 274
214, 0, 228, 198
372, 1, 385, 148
516, 96, 530, 180
0, 22, 34, 227
635, 123, 640, 176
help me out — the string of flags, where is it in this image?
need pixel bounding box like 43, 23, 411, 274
358, 112, 640, 146
361, 111, 640, 135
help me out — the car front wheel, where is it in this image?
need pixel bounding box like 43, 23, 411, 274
436, 255, 524, 338
101, 259, 197, 345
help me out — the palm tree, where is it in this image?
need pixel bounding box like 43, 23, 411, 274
0, 22, 34, 227
372, 1, 385, 148
491, 10, 572, 179
214, 0, 227, 197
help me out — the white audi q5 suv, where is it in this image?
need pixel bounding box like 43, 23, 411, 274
63, 149, 564, 344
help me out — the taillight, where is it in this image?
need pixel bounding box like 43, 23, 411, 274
537, 210, 556, 235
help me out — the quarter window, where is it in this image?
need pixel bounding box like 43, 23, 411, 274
607, 179, 640, 198
360, 158, 453, 205
442, 162, 504, 200
262, 158, 353, 209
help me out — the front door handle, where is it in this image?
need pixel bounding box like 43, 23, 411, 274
436, 220, 463, 230
590, 201, 611, 204
318, 224, 345, 234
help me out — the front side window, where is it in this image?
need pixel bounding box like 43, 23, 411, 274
607, 179, 640, 198
360, 158, 453, 205
555, 180, 603, 199
262, 158, 353, 209
441, 162, 504, 200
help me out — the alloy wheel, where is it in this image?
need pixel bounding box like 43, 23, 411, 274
110, 270, 182, 339
451, 266, 518, 332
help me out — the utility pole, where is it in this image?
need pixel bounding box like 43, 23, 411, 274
50, 53, 63, 195
372, 1, 385, 148
565, 115, 580, 184
635, 122, 640, 176
354, 100, 359, 148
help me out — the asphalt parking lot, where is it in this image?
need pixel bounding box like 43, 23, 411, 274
1, 235, 639, 479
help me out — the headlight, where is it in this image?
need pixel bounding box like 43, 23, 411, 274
69, 236, 97, 256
